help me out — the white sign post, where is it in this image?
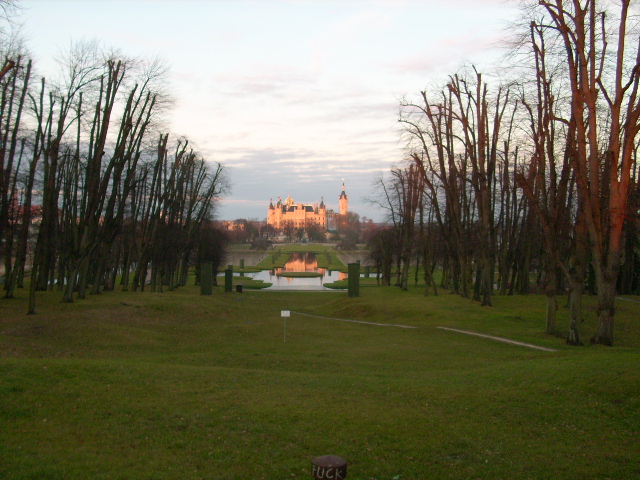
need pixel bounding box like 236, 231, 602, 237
281, 310, 290, 343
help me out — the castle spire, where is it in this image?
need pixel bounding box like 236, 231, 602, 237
339, 180, 348, 215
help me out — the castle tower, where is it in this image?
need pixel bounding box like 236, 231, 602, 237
339, 181, 348, 216
267, 198, 275, 226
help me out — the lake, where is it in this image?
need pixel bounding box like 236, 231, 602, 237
246, 252, 347, 290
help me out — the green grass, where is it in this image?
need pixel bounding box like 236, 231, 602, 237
316, 252, 346, 272
277, 272, 324, 278
233, 275, 272, 289
256, 251, 290, 269
278, 243, 335, 253
324, 279, 348, 289
215, 274, 272, 289
324, 277, 383, 289
237, 267, 263, 273
1, 286, 639, 479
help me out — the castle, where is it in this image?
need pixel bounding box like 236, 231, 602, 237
267, 182, 348, 231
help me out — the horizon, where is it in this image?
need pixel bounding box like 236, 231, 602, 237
223, 180, 365, 222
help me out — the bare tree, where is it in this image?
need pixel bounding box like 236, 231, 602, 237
513, 16, 591, 343
532, 0, 640, 345
446, 70, 516, 306
2, 58, 31, 298
401, 68, 518, 306
400, 90, 474, 298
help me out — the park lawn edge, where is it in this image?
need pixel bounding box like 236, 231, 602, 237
2, 283, 639, 479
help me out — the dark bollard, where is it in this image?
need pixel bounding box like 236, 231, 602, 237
312, 455, 347, 479
225, 265, 233, 293
200, 261, 213, 295
240, 258, 244, 270
348, 262, 360, 298
236, 284, 243, 293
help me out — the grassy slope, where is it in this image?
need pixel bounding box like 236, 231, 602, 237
1, 286, 639, 480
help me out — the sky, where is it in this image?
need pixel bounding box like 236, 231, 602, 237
17, 0, 520, 222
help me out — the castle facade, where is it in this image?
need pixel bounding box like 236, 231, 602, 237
267, 183, 348, 231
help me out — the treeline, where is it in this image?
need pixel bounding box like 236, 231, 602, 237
0, 36, 228, 311
371, 0, 639, 346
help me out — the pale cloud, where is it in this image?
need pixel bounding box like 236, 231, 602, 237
307, 5, 401, 71
19, 0, 519, 221
390, 30, 509, 78
216, 66, 317, 98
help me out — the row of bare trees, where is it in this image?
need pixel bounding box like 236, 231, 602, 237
374, 0, 639, 346
0, 36, 228, 312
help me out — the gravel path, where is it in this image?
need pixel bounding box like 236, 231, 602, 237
291, 311, 417, 329
285, 313, 556, 350
616, 296, 640, 304
436, 327, 557, 352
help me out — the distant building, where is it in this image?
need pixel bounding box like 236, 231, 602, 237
218, 220, 245, 231
267, 182, 348, 231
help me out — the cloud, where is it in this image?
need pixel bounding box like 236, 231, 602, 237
216, 65, 317, 99
389, 30, 507, 79
307, 5, 401, 71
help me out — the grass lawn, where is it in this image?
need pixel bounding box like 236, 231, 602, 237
256, 251, 289, 270
276, 243, 335, 253
315, 252, 346, 272
215, 274, 272, 289
277, 272, 324, 278
1, 286, 639, 479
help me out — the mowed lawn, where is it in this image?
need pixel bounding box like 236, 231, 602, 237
1, 286, 639, 479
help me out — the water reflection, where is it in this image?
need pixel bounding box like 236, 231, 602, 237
276, 252, 320, 274
245, 252, 347, 290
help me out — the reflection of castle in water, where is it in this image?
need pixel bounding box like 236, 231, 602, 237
279, 252, 319, 272
246, 253, 348, 288
272, 252, 348, 285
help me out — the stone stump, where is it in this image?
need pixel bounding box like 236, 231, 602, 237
312, 455, 347, 479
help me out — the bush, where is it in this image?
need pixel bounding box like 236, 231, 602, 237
251, 237, 272, 250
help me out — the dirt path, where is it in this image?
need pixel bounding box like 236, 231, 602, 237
285, 313, 556, 351
616, 296, 640, 304
436, 327, 557, 352
291, 311, 417, 329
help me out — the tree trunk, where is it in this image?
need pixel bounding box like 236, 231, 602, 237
566, 280, 583, 345
591, 269, 617, 345
545, 292, 557, 335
